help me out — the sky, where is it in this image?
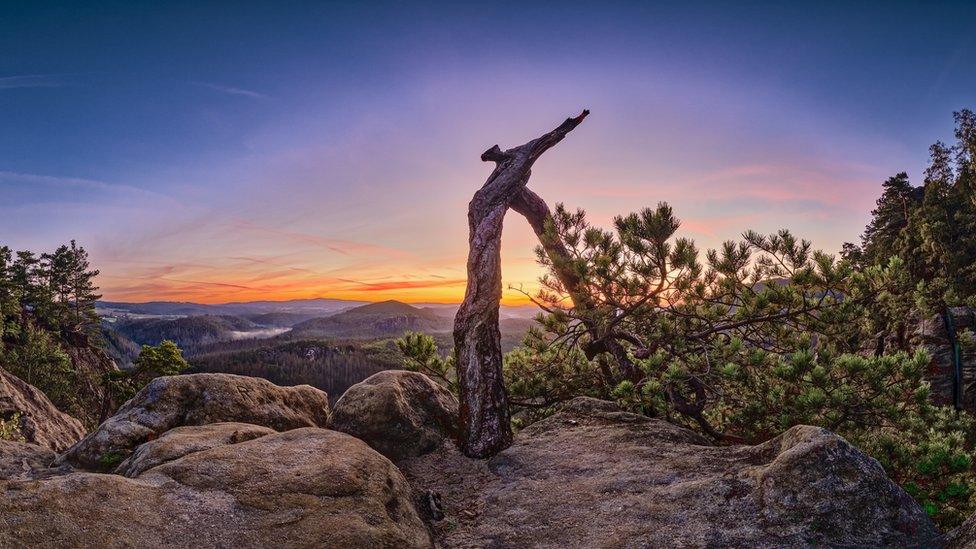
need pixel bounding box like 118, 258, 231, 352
1, 1, 974, 304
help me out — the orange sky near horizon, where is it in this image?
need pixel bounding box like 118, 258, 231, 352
7, 5, 964, 306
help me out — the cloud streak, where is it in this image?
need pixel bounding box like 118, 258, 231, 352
0, 74, 67, 90
194, 81, 267, 99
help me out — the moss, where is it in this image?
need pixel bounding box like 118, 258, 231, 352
98, 451, 125, 469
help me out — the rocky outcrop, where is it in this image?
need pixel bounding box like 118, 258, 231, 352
910, 307, 976, 409
0, 366, 86, 452
62, 334, 124, 428
115, 422, 275, 477
0, 429, 433, 548
332, 370, 458, 462
0, 369, 951, 548
402, 397, 941, 548
58, 373, 331, 471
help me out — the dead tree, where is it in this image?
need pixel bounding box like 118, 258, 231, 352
454, 110, 589, 458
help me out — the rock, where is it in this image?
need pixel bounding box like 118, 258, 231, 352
0, 366, 86, 452
332, 370, 458, 462
62, 338, 123, 428
947, 512, 976, 548
402, 397, 941, 548
59, 373, 331, 471
0, 428, 433, 548
0, 440, 56, 480
909, 306, 976, 409
115, 422, 274, 477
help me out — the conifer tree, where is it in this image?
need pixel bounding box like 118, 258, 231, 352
66, 240, 101, 332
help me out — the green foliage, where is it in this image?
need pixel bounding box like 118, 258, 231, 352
97, 451, 125, 469
2, 323, 77, 412
133, 340, 189, 378
846, 109, 976, 311
0, 412, 25, 442
708, 349, 931, 441
396, 332, 456, 392
105, 340, 190, 403
0, 241, 101, 336
855, 407, 976, 528
504, 340, 606, 422
0, 241, 102, 418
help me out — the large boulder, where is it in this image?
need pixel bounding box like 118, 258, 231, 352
115, 422, 275, 477
402, 397, 941, 548
0, 428, 433, 548
332, 370, 458, 462
0, 366, 86, 452
59, 373, 331, 471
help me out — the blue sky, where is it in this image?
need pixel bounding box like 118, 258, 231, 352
1, 1, 974, 302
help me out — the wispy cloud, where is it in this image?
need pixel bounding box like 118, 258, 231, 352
0, 74, 67, 90
336, 278, 466, 291
0, 170, 173, 201
194, 81, 267, 99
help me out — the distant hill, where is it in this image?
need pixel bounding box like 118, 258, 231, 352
341, 300, 439, 317
100, 298, 540, 358
246, 312, 319, 327
289, 300, 449, 339
98, 297, 367, 318
112, 315, 262, 350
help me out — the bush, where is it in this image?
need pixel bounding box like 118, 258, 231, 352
396, 332, 456, 392
0, 412, 25, 442
855, 407, 976, 528
103, 340, 189, 403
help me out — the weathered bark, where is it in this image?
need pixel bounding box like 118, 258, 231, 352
454, 110, 588, 458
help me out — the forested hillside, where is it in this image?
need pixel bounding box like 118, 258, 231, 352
111, 315, 259, 350
187, 339, 400, 402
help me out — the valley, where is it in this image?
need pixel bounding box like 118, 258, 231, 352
99, 298, 538, 400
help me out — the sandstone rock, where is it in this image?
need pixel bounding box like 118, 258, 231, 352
333, 370, 458, 462
0, 366, 86, 452
0, 440, 56, 480
62, 339, 122, 428
0, 428, 433, 548
402, 397, 941, 548
115, 422, 274, 477
59, 373, 331, 471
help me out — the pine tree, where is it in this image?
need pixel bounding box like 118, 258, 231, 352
66, 240, 101, 333
0, 246, 20, 341
42, 244, 73, 328
852, 110, 976, 310
857, 172, 920, 267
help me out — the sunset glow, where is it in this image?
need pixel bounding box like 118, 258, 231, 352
2, 3, 973, 305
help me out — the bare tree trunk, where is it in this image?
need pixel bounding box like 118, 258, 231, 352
454, 110, 589, 458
